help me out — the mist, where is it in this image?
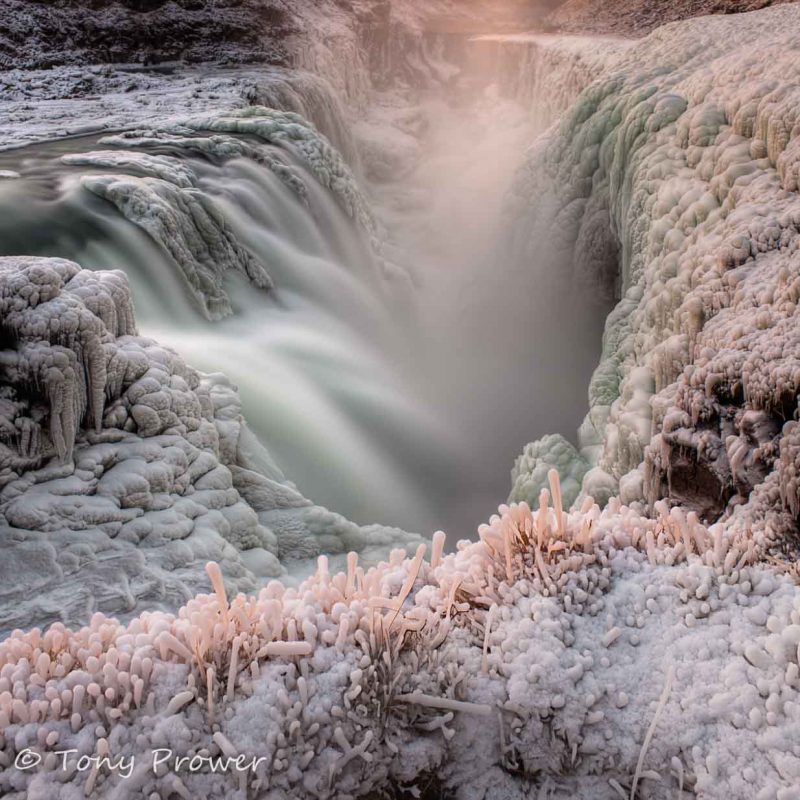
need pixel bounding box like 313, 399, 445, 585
365, 63, 612, 538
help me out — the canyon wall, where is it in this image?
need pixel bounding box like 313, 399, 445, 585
510, 4, 800, 570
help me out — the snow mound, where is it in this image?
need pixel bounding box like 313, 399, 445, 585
0, 257, 424, 635
511, 4, 800, 561
509, 433, 589, 510
2, 471, 799, 799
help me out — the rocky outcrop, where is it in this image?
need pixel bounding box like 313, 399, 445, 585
510, 5, 800, 561
0, 257, 424, 635
0, 0, 292, 70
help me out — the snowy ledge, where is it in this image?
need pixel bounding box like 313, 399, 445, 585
1, 465, 799, 799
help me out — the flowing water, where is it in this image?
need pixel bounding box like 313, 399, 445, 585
0, 51, 610, 540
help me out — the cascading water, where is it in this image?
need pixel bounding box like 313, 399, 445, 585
0, 37, 613, 542
0, 124, 456, 534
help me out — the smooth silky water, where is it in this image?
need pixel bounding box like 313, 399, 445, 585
0, 67, 610, 541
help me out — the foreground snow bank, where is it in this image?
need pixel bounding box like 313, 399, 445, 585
0, 258, 423, 635
511, 4, 800, 560
2, 469, 799, 799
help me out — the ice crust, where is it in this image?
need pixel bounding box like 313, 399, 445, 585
0, 66, 357, 157
0, 257, 423, 635
511, 5, 800, 558
509, 434, 589, 512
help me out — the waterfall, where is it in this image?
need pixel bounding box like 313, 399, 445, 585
0, 114, 453, 533
0, 33, 625, 541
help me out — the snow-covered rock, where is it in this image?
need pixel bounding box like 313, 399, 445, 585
471, 33, 632, 130
0, 66, 355, 158
2, 474, 799, 799
0, 257, 424, 635
511, 5, 800, 560
547, 0, 797, 38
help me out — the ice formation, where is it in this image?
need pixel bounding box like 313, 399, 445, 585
3, 469, 800, 799
0, 65, 358, 157
0, 257, 423, 635
52, 106, 378, 320
80, 170, 273, 321
471, 34, 633, 131
511, 5, 800, 563
189, 107, 374, 235
509, 433, 589, 510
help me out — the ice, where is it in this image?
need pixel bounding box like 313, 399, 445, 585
509, 433, 589, 510
1, 1, 800, 797
511, 5, 800, 561
81, 172, 273, 320
0, 257, 425, 635
2, 475, 800, 798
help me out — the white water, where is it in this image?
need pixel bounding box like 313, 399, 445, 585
0, 58, 609, 540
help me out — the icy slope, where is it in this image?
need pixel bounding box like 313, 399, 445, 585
2, 473, 800, 799
0, 257, 423, 635
511, 4, 800, 558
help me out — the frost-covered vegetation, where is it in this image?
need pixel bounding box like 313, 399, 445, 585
3, 468, 800, 799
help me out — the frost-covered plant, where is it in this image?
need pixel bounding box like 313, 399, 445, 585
3, 480, 800, 799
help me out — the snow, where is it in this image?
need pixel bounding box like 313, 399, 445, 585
0, 66, 357, 157
2, 475, 800, 798
510, 4, 800, 560
470, 33, 633, 129
509, 433, 589, 510
0, 257, 425, 636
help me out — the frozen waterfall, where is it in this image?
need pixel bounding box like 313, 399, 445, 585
0, 42, 613, 541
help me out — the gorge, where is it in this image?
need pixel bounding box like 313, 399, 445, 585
1, 2, 800, 798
